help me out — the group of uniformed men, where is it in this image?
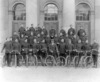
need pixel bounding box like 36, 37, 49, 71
1, 24, 99, 67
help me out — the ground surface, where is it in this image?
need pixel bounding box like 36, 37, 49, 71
0, 67, 100, 82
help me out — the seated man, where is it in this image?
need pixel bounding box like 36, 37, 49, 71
21, 39, 29, 65
1, 38, 13, 66
48, 39, 58, 58
41, 39, 47, 60
58, 39, 66, 58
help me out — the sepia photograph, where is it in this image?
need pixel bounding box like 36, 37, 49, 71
0, 0, 100, 82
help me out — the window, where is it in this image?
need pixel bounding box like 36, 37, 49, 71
44, 4, 58, 21
13, 3, 26, 21
76, 3, 90, 21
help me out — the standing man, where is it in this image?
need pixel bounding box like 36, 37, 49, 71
41, 26, 48, 39
12, 32, 19, 42
68, 25, 76, 40
58, 39, 67, 58
1, 38, 13, 66
18, 24, 26, 37
12, 39, 21, 66
29, 24, 35, 37
21, 38, 29, 66
49, 28, 56, 39
92, 41, 99, 67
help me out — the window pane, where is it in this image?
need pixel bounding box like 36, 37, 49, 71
13, 3, 26, 21
44, 4, 58, 21
76, 3, 90, 21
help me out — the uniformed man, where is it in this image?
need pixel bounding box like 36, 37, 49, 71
25, 27, 29, 38
76, 40, 83, 65
48, 39, 58, 58
28, 33, 35, 46
36, 33, 42, 44
36, 24, 42, 35
28, 24, 35, 37
41, 26, 48, 38
60, 29, 66, 37
12, 39, 21, 66
49, 29, 56, 39
80, 36, 87, 44
92, 41, 99, 67
1, 38, 13, 66
12, 32, 19, 42
18, 24, 25, 37
58, 38, 66, 58
54, 34, 59, 45
65, 34, 70, 45
21, 39, 29, 65
41, 39, 47, 61
68, 25, 76, 39
77, 27, 86, 38
32, 39, 38, 55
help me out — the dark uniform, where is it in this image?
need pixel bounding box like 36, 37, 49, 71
25, 29, 30, 38
78, 29, 86, 38
12, 34, 19, 42
41, 28, 48, 38
12, 41, 21, 66
28, 27, 35, 37
68, 27, 76, 39
18, 26, 26, 37
21, 39, 29, 65
49, 29, 56, 39
92, 42, 99, 67
54, 35, 59, 45
36, 27, 42, 35
2, 40, 13, 66
58, 40, 67, 57
48, 40, 58, 58
60, 29, 66, 37
76, 41, 83, 64
41, 40, 47, 59
80, 36, 87, 44
28, 36, 34, 46
45, 35, 51, 45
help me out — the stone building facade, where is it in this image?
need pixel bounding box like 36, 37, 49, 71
1, 0, 100, 45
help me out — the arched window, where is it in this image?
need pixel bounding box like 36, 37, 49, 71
13, 3, 26, 20
44, 4, 58, 21
76, 3, 91, 21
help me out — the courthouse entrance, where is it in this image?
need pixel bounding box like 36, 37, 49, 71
44, 4, 59, 34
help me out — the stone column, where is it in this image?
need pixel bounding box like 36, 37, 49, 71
90, 10, 95, 44
8, 10, 13, 37
26, 0, 38, 27
63, 0, 75, 31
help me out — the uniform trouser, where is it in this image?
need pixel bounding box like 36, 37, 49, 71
22, 52, 27, 64
78, 52, 84, 64
5, 53, 11, 66
49, 52, 58, 59
70, 51, 77, 62
92, 54, 98, 66
41, 51, 46, 59
60, 53, 66, 58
